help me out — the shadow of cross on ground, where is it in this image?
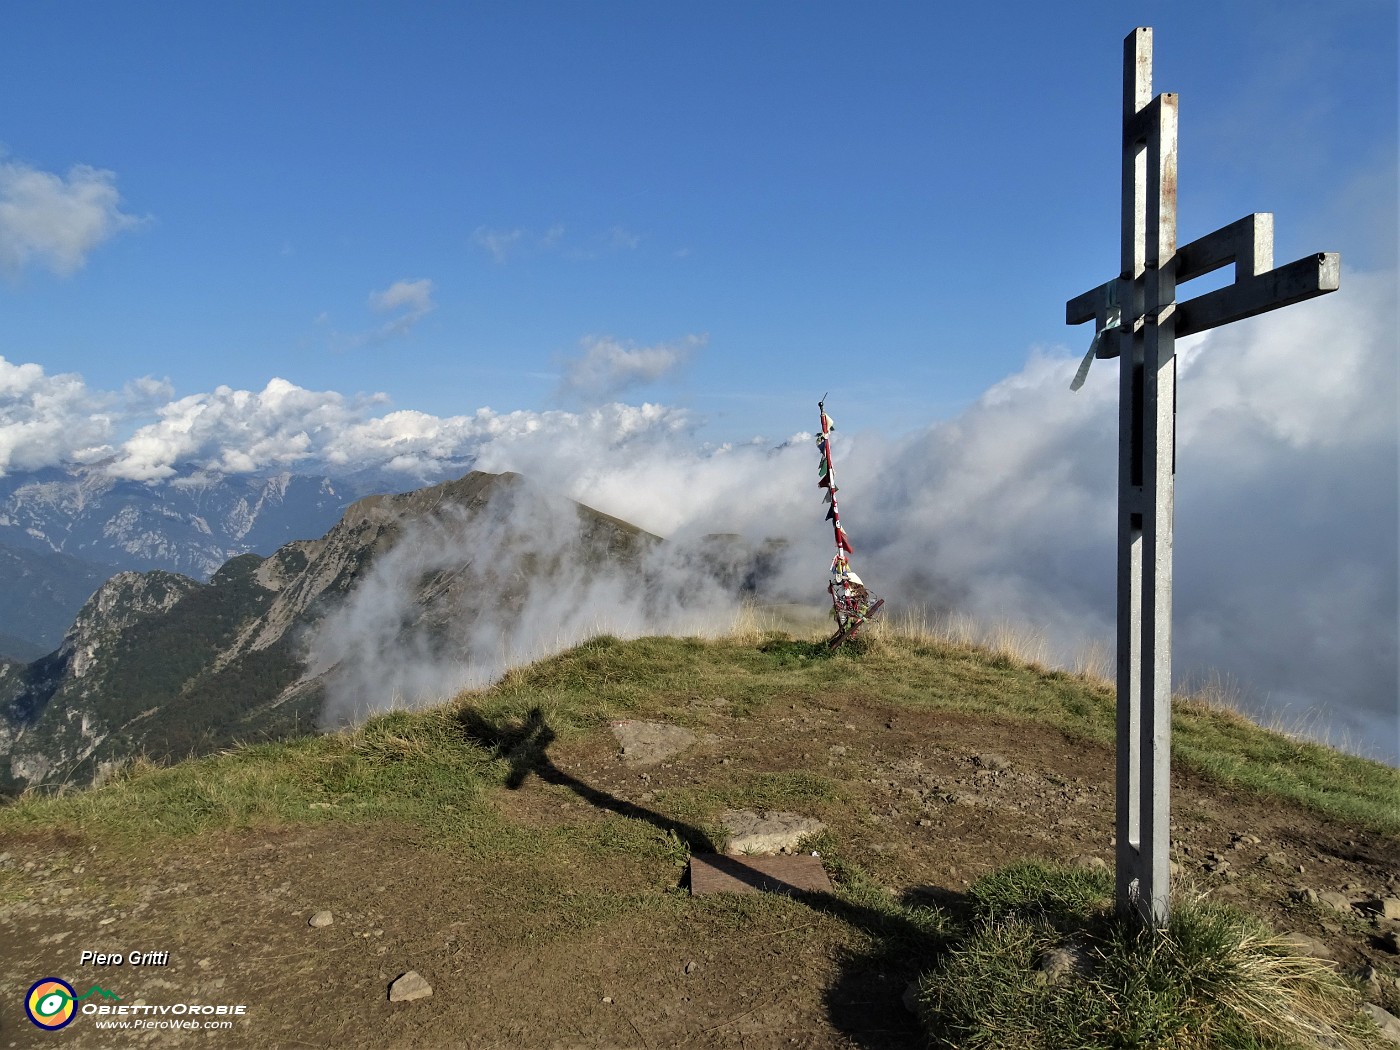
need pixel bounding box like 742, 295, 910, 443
454, 705, 984, 1048
454, 705, 719, 854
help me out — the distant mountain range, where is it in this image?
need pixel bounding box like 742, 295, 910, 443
0, 470, 770, 797
0, 464, 454, 659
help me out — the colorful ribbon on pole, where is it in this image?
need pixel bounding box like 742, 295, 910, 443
817, 400, 882, 644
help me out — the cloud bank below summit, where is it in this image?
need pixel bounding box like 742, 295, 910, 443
0, 273, 1395, 761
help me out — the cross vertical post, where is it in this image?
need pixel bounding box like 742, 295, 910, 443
1115, 25, 1177, 925
1067, 27, 1339, 926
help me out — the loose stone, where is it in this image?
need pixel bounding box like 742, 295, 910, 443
389, 971, 432, 1002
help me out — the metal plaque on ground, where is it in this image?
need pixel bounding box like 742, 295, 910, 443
688, 854, 833, 896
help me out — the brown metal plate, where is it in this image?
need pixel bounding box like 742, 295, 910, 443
688, 853, 833, 896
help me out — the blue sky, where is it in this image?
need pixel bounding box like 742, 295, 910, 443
0, 2, 1396, 759
1, 1, 1393, 441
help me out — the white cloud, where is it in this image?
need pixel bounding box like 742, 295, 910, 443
0, 159, 142, 277
0, 356, 171, 474
351, 277, 436, 344
368, 278, 434, 316
309, 478, 736, 727
3, 273, 1394, 759
557, 334, 703, 403
469, 274, 1398, 763
607, 226, 641, 251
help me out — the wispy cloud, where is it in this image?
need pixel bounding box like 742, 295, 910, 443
471, 223, 643, 263
557, 334, 704, 403
369, 277, 434, 317
330, 277, 436, 348
606, 225, 641, 251
0, 158, 144, 278
471, 226, 526, 263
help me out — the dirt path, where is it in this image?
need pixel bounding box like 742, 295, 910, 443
3, 694, 1397, 1049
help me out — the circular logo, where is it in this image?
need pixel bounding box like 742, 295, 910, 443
26, 978, 77, 1030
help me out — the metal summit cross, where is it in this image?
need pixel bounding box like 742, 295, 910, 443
1066, 27, 1339, 925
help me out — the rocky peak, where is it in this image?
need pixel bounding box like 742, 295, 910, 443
62, 570, 202, 680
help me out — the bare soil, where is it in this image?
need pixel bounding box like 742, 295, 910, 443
3, 694, 1398, 1049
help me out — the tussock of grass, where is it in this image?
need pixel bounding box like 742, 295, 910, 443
914, 862, 1379, 1050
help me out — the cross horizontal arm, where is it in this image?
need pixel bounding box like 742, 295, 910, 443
1176, 252, 1340, 338
1066, 281, 1114, 327
1176, 213, 1272, 283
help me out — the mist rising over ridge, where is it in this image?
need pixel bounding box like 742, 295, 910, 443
463, 272, 1398, 764
0, 267, 1395, 763
0, 471, 768, 794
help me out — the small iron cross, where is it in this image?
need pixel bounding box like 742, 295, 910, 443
1066, 27, 1339, 925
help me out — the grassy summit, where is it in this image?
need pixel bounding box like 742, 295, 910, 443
1, 622, 1396, 1048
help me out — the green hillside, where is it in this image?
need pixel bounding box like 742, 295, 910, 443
2, 626, 1396, 1048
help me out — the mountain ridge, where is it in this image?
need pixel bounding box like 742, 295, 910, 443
0, 469, 705, 796
0, 463, 461, 659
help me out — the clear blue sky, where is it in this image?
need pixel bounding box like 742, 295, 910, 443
1, 0, 1393, 443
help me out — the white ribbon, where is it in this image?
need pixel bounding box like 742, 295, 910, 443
1071, 285, 1121, 391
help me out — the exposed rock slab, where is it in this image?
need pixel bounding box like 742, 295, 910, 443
611, 720, 697, 766
720, 809, 825, 855
689, 853, 832, 896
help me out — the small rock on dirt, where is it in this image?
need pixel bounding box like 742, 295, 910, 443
611, 720, 697, 766
1317, 891, 1354, 915
1289, 888, 1319, 905
1281, 931, 1333, 960
1377, 897, 1400, 921
721, 810, 825, 855
973, 753, 1010, 771
1071, 855, 1108, 872
1364, 1003, 1400, 1044
309, 910, 333, 928
683, 961, 697, 975
389, 971, 432, 1002
1380, 930, 1400, 955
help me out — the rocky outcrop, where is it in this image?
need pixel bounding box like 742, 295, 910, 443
64, 571, 201, 679
0, 472, 668, 795
0, 465, 390, 657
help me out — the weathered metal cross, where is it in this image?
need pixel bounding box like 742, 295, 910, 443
1066, 27, 1339, 925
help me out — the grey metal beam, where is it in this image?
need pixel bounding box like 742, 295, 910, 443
1066, 281, 1114, 327
1176, 213, 1273, 283
1177, 252, 1340, 338
1065, 27, 1338, 929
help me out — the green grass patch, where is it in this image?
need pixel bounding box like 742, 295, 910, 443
914, 861, 1379, 1050
3, 630, 1395, 850
0, 703, 501, 843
